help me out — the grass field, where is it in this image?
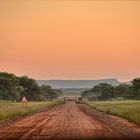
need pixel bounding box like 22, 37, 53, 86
0, 100, 64, 122
87, 100, 140, 125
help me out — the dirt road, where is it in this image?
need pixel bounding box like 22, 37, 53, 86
0, 102, 140, 140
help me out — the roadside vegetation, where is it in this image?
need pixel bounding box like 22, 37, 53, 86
87, 100, 140, 125
82, 78, 140, 101
0, 72, 61, 101
0, 72, 64, 121
0, 100, 64, 122
82, 77, 140, 125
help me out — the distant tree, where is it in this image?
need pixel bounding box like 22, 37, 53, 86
19, 76, 43, 101
81, 90, 91, 98
0, 72, 20, 100
82, 83, 115, 101
54, 89, 62, 97
114, 84, 132, 98
40, 85, 58, 100
97, 83, 114, 100
131, 78, 140, 98
82, 78, 140, 100
0, 72, 59, 101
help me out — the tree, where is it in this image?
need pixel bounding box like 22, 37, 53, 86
114, 84, 132, 98
54, 89, 62, 97
40, 85, 58, 100
82, 83, 115, 101
131, 78, 140, 98
0, 72, 59, 101
19, 76, 43, 101
97, 83, 114, 100
81, 90, 91, 98
0, 72, 20, 101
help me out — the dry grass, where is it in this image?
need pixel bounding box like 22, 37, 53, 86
0, 100, 64, 121
87, 100, 140, 125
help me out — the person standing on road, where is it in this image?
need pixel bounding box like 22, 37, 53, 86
21, 96, 28, 107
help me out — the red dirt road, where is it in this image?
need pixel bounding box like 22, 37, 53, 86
0, 102, 140, 140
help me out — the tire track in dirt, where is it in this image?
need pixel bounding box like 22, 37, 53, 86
0, 102, 140, 140
78, 104, 140, 139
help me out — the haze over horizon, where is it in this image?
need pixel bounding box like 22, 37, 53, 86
0, 0, 140, 82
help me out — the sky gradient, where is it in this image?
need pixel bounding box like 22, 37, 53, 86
0, 0, 140, 82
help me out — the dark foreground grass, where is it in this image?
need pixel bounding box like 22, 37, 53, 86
87, 100, 140, 125
0, 100, 64, 122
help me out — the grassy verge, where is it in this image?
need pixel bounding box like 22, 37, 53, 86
0, 100, 64, 122
87, 100, 140, 125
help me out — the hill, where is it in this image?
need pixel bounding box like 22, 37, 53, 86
37, 79, 120, 89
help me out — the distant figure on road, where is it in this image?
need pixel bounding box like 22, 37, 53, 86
21, 96, 28, 107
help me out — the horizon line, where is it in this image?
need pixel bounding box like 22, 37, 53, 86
36, 78, 123, 82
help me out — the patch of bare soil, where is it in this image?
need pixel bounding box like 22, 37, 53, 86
0, 102, 140, 140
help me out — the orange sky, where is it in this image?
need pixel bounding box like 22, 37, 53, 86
0, 0, 140, 81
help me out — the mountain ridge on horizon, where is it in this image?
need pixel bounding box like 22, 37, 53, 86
37, 79, 120, 89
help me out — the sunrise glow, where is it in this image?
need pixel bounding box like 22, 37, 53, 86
0, 0, 140, 81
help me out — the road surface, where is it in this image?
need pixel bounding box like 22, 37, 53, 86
0, 102, 140, 140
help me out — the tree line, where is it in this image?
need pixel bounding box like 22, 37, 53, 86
82, 78, 140, 101
0, 72, 60, 101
